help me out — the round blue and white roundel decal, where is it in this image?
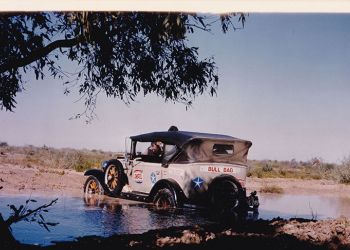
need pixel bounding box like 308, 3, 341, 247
150, 172, 157, 184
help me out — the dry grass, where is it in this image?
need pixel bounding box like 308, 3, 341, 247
1, 141, 350, 182
0, 143, 120, 172
260, 185, 284, 194
247, 158, 345, 183
337, 156, 350, 184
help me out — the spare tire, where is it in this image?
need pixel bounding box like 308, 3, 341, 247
209, 179, 241, 211
104, 161, 124, 196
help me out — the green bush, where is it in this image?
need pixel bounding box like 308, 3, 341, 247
71, 152, 101, 172
262, 163, 273, 172
247, 159, 340, 181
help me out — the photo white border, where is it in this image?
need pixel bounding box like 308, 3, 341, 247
1, 0, 350, 13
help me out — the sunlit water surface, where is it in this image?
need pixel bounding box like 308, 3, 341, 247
1, 193, 349, 246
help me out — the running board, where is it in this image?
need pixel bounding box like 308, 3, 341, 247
120, 191, 149, 202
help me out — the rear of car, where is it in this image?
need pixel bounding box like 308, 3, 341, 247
164, 137, 252, 209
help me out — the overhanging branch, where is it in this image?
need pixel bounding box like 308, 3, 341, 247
0, 35, 84, 74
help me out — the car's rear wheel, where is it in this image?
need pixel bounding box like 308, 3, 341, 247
84, 176, 104, 195
153, 188, 176, 210
104, 162, 123, 196
209, 180, 240, 211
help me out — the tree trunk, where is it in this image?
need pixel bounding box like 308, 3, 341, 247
0, 213, 19, 249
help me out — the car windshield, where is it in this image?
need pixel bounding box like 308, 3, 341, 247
133, 141, 163, 163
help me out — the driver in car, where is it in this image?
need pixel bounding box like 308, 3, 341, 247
147, 142, 163, 157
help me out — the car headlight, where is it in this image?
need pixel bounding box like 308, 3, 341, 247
102, 161, 108, 169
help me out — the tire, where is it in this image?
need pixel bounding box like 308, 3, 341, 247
104, 162, 124, 196
153, 188, 176, 210
84, 176, 104, 195
209, 180, 240, 211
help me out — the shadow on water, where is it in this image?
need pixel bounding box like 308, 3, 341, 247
0, 193, 350, 246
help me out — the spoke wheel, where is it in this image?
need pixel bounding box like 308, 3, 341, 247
107, 165, 119, 189
153, 188, 176, 210
84, 176, 104, 195
104, 162, 123, 196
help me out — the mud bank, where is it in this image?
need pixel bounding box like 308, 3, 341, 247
6, 217, 349, 250
1, 163, 350, 198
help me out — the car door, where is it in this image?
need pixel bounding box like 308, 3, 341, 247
129, 160, 161, 193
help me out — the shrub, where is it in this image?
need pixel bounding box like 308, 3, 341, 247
339, 171, 350, 184
337, 157, 350, 184
260, 185, 284, 194
0, 144, 114, 172
0, 141, 8, 147
262, 163, 273, 172
278, 168, 286, 176
323, 163, 335, 171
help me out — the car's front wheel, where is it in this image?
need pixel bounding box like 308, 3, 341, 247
84, 176, 104, 195
153, 188, 176, 210
104, 162, 124, 196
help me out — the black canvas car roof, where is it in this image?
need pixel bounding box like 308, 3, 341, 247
130, 131, 251, 147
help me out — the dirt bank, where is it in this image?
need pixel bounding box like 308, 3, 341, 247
1, 163, 350, 198
0, 163, 85, 197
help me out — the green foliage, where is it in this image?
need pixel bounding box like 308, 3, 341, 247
262, 163, 273, 172
70, 152, 101, 172
0, 12, 246, 120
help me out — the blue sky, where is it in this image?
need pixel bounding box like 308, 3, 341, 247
1, 13, 350, 163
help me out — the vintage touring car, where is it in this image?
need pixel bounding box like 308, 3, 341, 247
83, 130, 259, 211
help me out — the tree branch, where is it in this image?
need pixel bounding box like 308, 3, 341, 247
5, 198, 58, 226
0, 36, 84, 74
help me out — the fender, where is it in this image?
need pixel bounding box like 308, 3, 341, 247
101, 159, 123, 171
84, 169, 104, 183
148, 178, 187, 206
102, 159, 129, 185
84, 169, 110, 194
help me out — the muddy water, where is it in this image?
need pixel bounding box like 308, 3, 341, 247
1, 193, 350, 246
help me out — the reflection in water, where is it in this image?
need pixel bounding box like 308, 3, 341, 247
259, 193, 350, 219
0, 193, 349, 246
336, 196, 350, 218
82, 194, 218, 235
